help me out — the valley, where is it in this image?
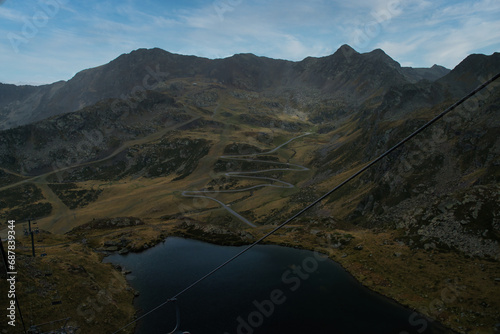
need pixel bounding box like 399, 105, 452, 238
0, 46, 499, 333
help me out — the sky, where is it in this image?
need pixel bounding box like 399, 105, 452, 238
0, 0, 499, 85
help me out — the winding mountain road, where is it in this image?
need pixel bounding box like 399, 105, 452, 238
0, 115, 202, 193
181, 133, 311, 227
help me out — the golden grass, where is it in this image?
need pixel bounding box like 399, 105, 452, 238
1, 87, 498, 333
1, 233, 136, 334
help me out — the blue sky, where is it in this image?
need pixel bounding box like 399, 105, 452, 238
0, 0, 499, 85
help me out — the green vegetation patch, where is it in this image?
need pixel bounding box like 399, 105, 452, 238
0, 184, 51, 221
127, 137, 212, 179
48, 183, 103, 209
0, 202, 52, 221
56, 138, 212, 181
0, 169, 25, 186
0, 183, 44, 209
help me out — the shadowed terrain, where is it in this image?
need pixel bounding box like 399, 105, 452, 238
0, 45, 499, 333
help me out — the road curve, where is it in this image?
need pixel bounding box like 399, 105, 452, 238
181, 133, 311, 227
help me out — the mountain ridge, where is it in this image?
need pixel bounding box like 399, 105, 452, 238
1, 44, 500, 333
0, 45, 451, 130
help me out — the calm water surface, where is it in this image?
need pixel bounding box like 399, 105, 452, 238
104, 237, 450, 334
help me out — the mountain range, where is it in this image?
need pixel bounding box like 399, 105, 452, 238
0, 45, 499, 333
1, 45, 451, 130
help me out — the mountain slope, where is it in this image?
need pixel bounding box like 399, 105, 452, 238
0, 47, 499, 333
0, 45, 450, 130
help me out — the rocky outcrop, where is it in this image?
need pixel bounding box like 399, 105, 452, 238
0, 95, 197, 175
175, 220, 255, 245
69, 217, 145, 231
363, 185, 500, 259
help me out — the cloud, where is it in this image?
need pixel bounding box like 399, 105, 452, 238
172, 0, 344, 60
372, 0, 500, 68
423, 18, 500, 68
1, 0, 499, 84
375, 40, 420, 61
0, 7, 25, 23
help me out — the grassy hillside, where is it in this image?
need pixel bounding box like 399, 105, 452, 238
1, 62, 499, 333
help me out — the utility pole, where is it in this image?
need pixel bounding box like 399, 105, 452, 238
28, 219, 35, 257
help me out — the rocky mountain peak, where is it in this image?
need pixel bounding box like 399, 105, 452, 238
0, 46, 478, 130
332, 44, 359, 60
366, 48, 400, 67
437, 52, 500, 95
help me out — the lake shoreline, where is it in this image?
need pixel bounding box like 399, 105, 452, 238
104, 224, 458, 334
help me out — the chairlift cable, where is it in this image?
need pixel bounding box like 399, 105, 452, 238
111, 71, 500, 334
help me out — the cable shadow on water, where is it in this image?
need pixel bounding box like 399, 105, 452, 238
181, 133, 312, 227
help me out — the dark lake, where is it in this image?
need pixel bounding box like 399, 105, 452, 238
104, 237, 450, 334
